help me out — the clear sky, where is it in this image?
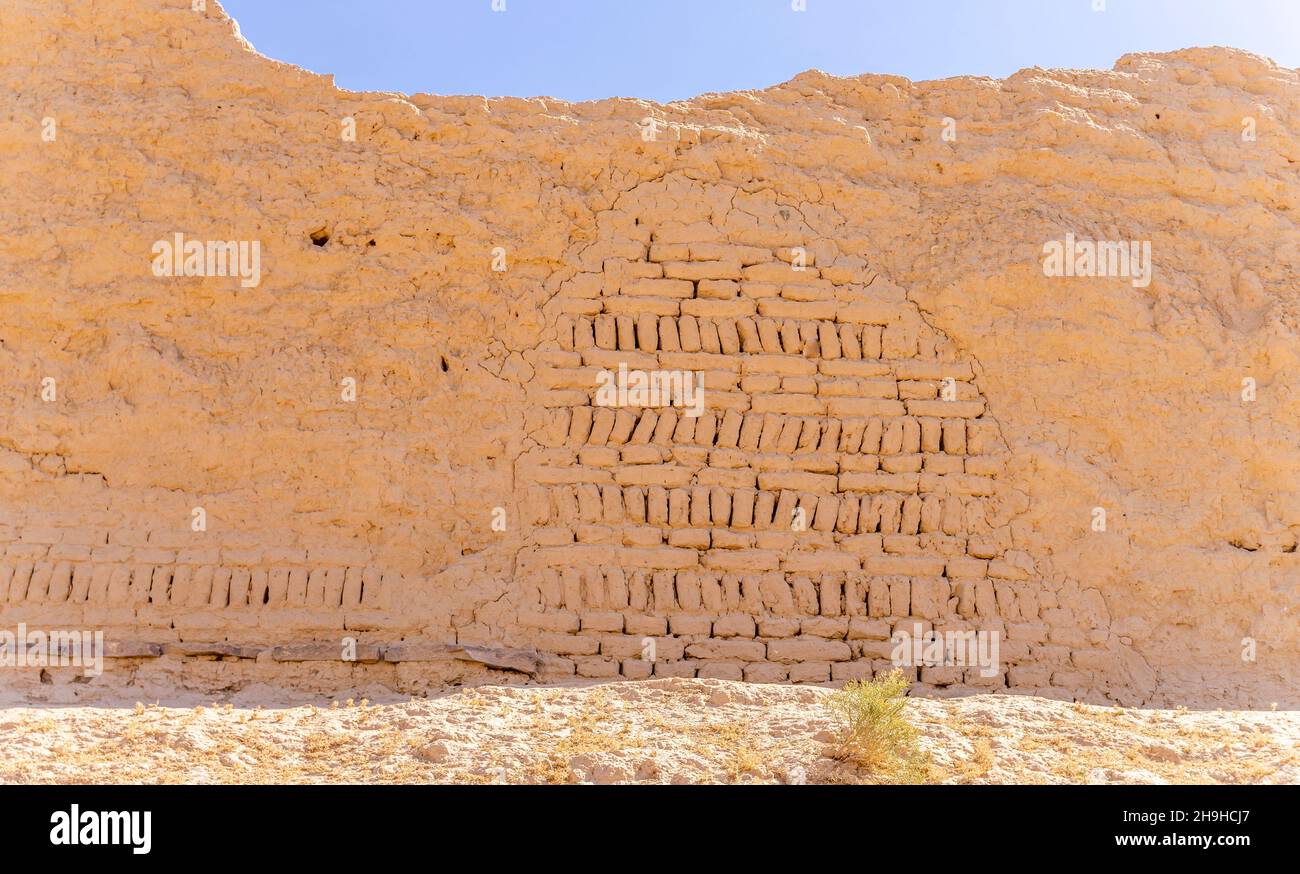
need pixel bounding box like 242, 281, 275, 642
220, 0, 1300, 103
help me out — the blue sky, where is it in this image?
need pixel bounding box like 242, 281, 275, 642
221, 0, 1300, 103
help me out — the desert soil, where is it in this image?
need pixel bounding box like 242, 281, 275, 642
1, 679, 1295, 785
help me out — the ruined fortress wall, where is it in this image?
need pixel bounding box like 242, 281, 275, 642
1, 0, 1297, 706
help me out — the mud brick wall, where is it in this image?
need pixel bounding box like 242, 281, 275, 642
508, 208, 1069, 695
2, 0, 1297, 706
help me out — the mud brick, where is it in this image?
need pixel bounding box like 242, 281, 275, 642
910, 577, 949, 619
623, 277, 693, 298
801, 617, 849, 638
847, 617, 892, 640
1070, 648, 1112, 671
953, 580, 977, 618
670, 570, 699, 612
857, 639, 895, 659
1049, 626, 1088, 647
697, 319, 722, 353
789, 575, 817, 613
896, 494, 922, 533
767, 638, 852, 662
521, 610, 580, 635
669, 615, 712, 635
652, 660, 698, 678
702, 550, 781, 572
691, 483, 712, 525
716, 319, 741, 354
757, 471, 836, 493
756, 616, 799, 638
921, 666, 963, 686
972, 579, 998, 617
595, 317, 618, 351
744, 662, 789, 683
1006, 621, 1048, 644
664, 260, 743, 281
910, 399, 985, 418
683, 297, 754, 319
789, 661, 831, 683
103, 641, 164, 659
43, 561, 72, 602
1008, 664, 1051, 686
615, 465, 693, 488
898, 380, 938, 400
535, 632, 600, 656
581, 611, 625, 632
815, 574, 841, 615
696, 574, 724, 611
685, 639, 765, 660
272, 643, 372, 662
866, 579, 891, 617
650, 570, 678, 611
712, 614, 756, 638
888, 578, 911, 616
781, 554, 860, 578
665, 525, 707, 546
621, 659, 654, 679
694, 661, 745, 681
865, 555, 946, 576
1000, 639, 1031, 663
941, 418, 968, 454
649, 243, 690, 262
624, 613, 668, 636
831, 661, 877, 682
967, 667, 1006, 686
839, 472, 919, 494
741, 262, 805, 282
920, 454, 961, 475
757, 299, 836, 321
993, 581, 1022, 619
989, 559, 1031, 580
698, 279, 740, 300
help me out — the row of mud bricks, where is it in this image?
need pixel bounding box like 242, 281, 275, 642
529, 485, 994, 545
516, 563, 1102, 690
0, 559, 389, 609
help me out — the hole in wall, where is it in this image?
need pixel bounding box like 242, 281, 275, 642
310, 227, 331, 247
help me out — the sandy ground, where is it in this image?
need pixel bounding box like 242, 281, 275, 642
1, 679, 1295, 785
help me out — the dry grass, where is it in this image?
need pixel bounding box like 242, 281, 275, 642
824, 670, 932, 783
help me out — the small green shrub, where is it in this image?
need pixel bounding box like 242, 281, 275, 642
824, 670, 928, 782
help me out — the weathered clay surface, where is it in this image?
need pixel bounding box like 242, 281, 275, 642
1, 0, 1296, 707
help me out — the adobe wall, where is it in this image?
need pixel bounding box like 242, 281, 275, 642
1, 0, 1297, 706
